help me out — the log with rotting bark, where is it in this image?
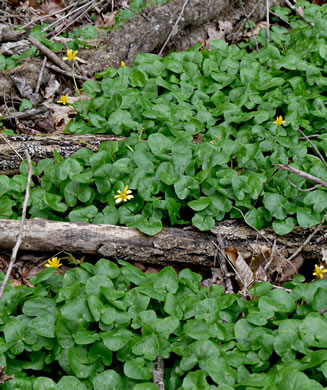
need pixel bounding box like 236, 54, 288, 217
0, 218, 324, 274
81, 0, 281, 75
0, 134, 122, 173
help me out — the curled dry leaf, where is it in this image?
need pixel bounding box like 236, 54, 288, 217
225, 247, 253, 290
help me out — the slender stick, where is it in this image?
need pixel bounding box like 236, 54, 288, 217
266, 0, 270, 43
158, 0, 190, 56
297, 127, 327, 171
239, 0, 259, 52
277, 164, 327, 189
286, 211, 327, 263
0, 151, 32, 300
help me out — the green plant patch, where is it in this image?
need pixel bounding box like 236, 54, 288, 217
1, 259, 327, 388
3, 4, 327, 236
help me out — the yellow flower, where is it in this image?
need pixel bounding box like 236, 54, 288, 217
63, 49, 78, 61
45, 257, 62, 269
57, 94, 69, 105
114, 185, 133, 204
313, 264, 327, 279
120, 60, 126, 68
274, 115, 286, 126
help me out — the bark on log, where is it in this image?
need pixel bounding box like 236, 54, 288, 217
0, 218, 324, 270
82, 0, 272, 75
0, 134, 122, 172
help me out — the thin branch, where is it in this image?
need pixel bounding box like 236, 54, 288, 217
22, 0, 80, 29
232, 206, 297, 274
214, 234, 234, 294
28, 36, 71, 73
253, 167, 279, 206
0, 151, 32, 300
284, 0, 314, 26
2, 105, 47, 121
298, 127, 327, 171
42, 0, 93, 32
232, 0, 263, 43
266, 0, 270, 43
46, 64, 90, 81
158, 0, 190, 56
239, 0, 259, 52
54, 1, 105, 38
288, 178, 320, 192
286, 211, 327, 263
276, 164, 327, 189
35, 57, 47, 94
269, 10, 290, 26
0, 134, 24, 161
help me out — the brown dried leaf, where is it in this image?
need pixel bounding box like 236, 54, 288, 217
225, 246, 238, 267
235, 252, 253, 289
276, 254, 303, 282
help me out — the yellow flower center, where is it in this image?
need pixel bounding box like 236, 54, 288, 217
63, 49, 78, 61
45, 257, 63, 269
273, 116, 285, 126
313, 264, 327, 279
57, 94, 69, 105
114, 185, 133, 204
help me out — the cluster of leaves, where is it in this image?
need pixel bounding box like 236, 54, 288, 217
2, 4, 327, 235
2, 3, 327, 236
1, 259, 327, 389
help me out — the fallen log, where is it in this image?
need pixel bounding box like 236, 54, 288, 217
0, 218, 324, 272
0, 134, 122, 172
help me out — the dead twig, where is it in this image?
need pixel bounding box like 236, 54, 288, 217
2, 105, 47, 121
297, 127, 327, 171
288, 178, 320, 193
284, 0, 314, 26
0, 134, 24, 161
286, 211, 327, 263
266, 0, 270, 43
269, 10, 290, 26
232, 0, 263, 43
41, 0, 93, 32
0, 151, 32, 300
46, 64, 90, 81
27, 36, 71, 73
22, 0, 80, 29
214, 234, 234, 294
153, 355, 165, 390
232, 206, 297, 274
276, 164, 327, 189
239, 0, 259, 52
54, 0, 105, 38
253, 166, 279, 206
35, 57, 47, 94
158, 0, 190, 56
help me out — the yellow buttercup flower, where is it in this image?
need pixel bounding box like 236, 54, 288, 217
45, 257, 62, 269
114, 185, 133, 204
63, 49, 78, 61
274, 116, 286, 126
313, 264, 327, 279
57, 94, 69, 105
120, 60, 126, 68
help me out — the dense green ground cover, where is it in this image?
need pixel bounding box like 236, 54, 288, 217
2, 4, 327, 235
1, 259, 327, 389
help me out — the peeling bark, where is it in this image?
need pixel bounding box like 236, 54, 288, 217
0, 219, 324, 270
